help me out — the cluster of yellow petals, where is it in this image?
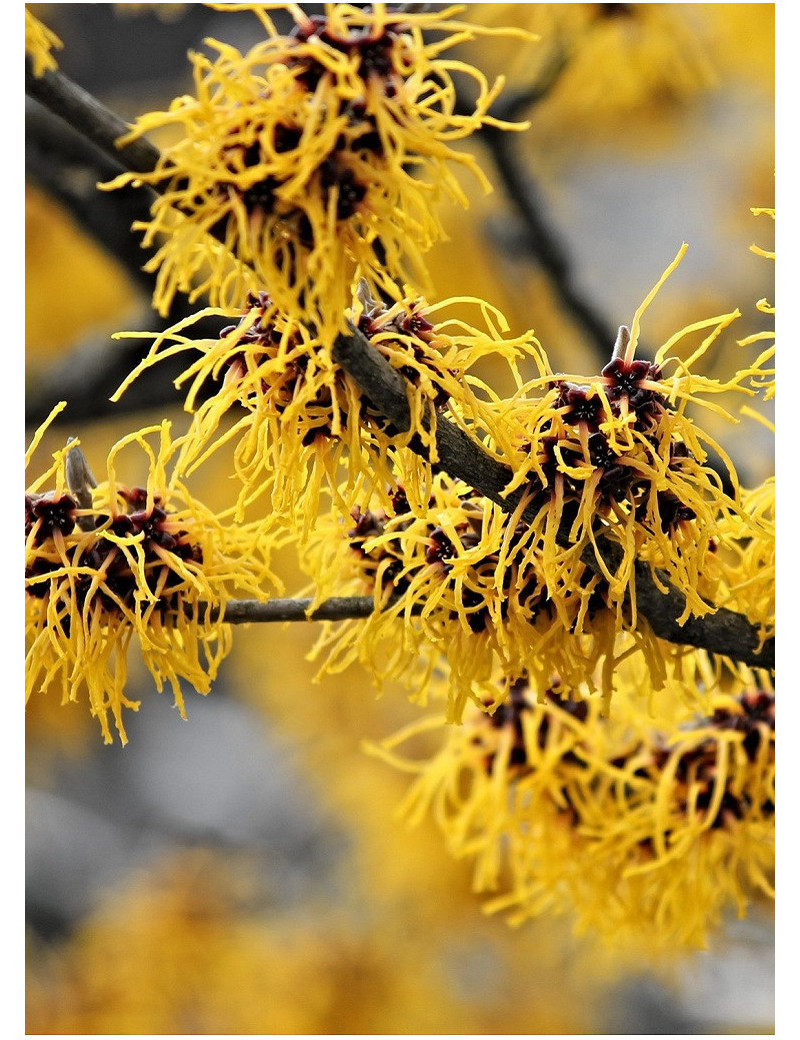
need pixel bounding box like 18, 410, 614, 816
304, 471, 673, 723
114, 288, 541, 539
711, 478, 775, 645
493, 245, 767, 626
25, 408, 279, 743
103, 2, 533, 341
370, 665, 774, 953
23, 0, 775, 962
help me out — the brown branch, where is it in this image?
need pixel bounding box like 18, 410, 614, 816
219, 579, 774, 674
633, 563, 774, 667
26, 66, 774, 672
25, 58, 160, 176
221, 596, 386, 624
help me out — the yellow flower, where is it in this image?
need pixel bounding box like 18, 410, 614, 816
303, 469, 680, 723
113, 287, 541, 538
24, 845, 592, 1035
25, 7, 63, 77
370, 668, 774, 954
103, 2, 532, 340
113, 3, 188, 21
25, 408, 279, 744
494, 244, 762, 627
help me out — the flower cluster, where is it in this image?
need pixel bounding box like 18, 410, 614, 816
468, 3, 717, 138
25, 412, 278, 743
711, 478, 775, 645
370, 668, 774, 952
302, 249, 771, 718
114, 287, 541, 538
23, 1, 775, 964
103, 2, 531, 339
305, 472, 669, 722
495, 246, 767, 625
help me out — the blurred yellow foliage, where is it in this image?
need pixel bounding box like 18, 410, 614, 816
26, 847, 595, 1034
25, 184, 136, 374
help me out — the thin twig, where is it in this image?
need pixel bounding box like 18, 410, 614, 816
221, 596, 390, 624
219, 570, 775, 673
477, 128, 619, 355
25, 58, 160, 176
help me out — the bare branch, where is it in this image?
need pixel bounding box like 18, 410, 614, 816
25, 58, 160, 176
448, 47, 621, 359
477, 128, 619, 356
221, 596, 390, 624
633, 562, 774, 669
219, 582, 774, 673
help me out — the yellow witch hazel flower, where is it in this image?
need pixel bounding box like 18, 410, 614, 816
103, 2, 532, 340
25, 6, 63, 77
370, 667, 774, 954
469, 3, 716, 135
494, 244, 766, 627
304, 469, 674, 723
114, 286, 541, 538
114, 3, 188, 21
25, 407, 279, 744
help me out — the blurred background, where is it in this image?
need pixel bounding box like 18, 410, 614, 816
25, 3, 775, 1033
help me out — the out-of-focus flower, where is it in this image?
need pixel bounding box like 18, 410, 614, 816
25, 408, 279, 743
370, 669, 774, 954
113, 287, 541, 538
25, 846, 594, 1034
468, 3, 716, 141
103, 2, 533, 340
113, 2, 188, 21
25, 185, 137, 373
25, 7, 63, 77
